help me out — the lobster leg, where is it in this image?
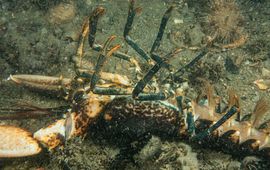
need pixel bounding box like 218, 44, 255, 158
0, 125, 41, 158
87, 36, 136, 95
171, 49, 208, 82
92, 44, 129, 60
88, 7, 106, 47
175, 95, 196, 136
92, 87, 131, 95
186, 111, 196, 137
123, 1, 180, 99
124, 0, 151, 63
75, 7, 105, 71
191, 106, 239, 141
86, 6, 136, 63
89, 36, 120, 91
124, 0, 175, 65
9, 74, 72, 98
132, 49, 181, 99
75, 6, 141, 77
9, 73, 132, 97
150, 6, 174, 53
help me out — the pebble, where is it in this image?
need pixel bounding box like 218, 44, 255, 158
174, 18, 184, 24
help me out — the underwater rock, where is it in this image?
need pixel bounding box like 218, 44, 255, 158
225, 56, 239, 74
227, 161, 241, 170
156, 142, 198, 170
137, 136, 162, 161
136, 137, 199, 170
241, 156, 270, 169
198, 151, 240, 170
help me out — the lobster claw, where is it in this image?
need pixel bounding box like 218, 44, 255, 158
9, 74, 72, 97
0, 125, 41, 158
33, 119, 66, 150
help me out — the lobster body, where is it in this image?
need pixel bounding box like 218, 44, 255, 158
99, 97, 183, 139
85, 96, 270, 162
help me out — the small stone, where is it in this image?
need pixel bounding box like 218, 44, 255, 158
174, 18, 184, 24
225, 56, 239, 74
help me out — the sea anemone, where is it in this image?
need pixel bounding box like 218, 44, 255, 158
203, 0, 247, 48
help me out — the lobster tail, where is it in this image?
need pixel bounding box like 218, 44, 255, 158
189, 85, 270, 158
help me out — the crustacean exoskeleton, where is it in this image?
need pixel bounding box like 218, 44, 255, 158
1, 0, 270, 169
